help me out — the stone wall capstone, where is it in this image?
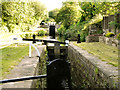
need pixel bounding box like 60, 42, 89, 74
99, 36, 118, 47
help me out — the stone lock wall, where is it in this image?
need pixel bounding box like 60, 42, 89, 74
86, 35, 100, 43
68, 43, 118, 89
35, 46, 47, 88
99, 36, 118, 47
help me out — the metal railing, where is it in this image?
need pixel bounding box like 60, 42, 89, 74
23, 38, 68, 44
29, 42, 40, 57
0, 74, 47, 84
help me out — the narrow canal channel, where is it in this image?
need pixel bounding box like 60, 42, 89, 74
46, 38, 71, 89
33, 35, 72, 89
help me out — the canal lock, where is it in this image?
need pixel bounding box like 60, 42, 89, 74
36, 43, 72, 89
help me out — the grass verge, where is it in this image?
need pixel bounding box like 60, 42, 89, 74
0, 44, 34, 79
73, 42, 118, 67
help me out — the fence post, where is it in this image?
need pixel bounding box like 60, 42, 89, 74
29, 42, 40, 58
65, 40, 69, 46
29, 42, 32, 58
33, 34, 36, 43
49, 25, 55, 39
77, 34, 81, 43
54, 43, 60, 58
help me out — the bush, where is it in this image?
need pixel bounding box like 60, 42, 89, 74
105, 32, 114, 37
20, 34, 25, 38
57, 19, 90, 41
95, 30, 103, 34
64, 28, 78, 40
38, 30, 46, 36
80, 28, 89, 42
25, 34, 29, 39
117, 33, 120, 40
29, 33, 32, 37
20, 33, 37, 38
57, 24, 66, 36
8, 24, 15, 33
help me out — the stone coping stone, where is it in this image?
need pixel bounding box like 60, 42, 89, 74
69, 43, 118, 79
0, 45, 46, 88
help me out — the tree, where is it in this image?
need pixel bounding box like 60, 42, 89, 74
1, 1, 48, 32
93, 2, 120, 16
49, 8, 59, 21
79, 2, 98, 22
56, 2, 80, 29
79, 2, 120, 23
30, 2, 48, 21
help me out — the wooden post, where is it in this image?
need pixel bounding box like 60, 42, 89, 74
29, 42, 31, 58
49, 25, 55, 39
116, 13, 120, 34
54, 43, 60, 58
77, 34, 81, 43
33, 34, 36, 43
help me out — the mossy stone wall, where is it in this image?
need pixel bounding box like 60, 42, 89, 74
68, 43, 118, 89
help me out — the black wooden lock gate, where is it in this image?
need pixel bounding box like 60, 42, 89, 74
47, 59, 72, 89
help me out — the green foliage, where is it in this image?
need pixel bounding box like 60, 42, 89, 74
108, 21, 120, 29
95, 68, 98, 74
56, 2, 80, 29
38, 30, 46, 36
99, 2, 120, 15
58, 22, 89, 41
20, 33, 36, 38
96, 30, 103, 35
108, 21, 117, 25
57, 24, 66, 36
20, 34, 25, 38
80, 29, 89, 42
56, 2, 81, 40
80, 2, 120, 16
1, 1, 48, 33
25, 34, 29, 39
79, 2, 120, 31
30, 2, 48, 21
105, 32, 115, 37
64, 25, 78, 40
57, 1, 120, 41
117, 33, 120, 40
80, 2, 97, 21
7, 24, 15, 32
49, 8, 59, 21
47, 18, 55, 23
